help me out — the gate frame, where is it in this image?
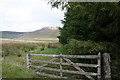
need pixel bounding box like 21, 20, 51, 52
26, 53, 111, 80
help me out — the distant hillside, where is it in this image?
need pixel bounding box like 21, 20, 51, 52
0, 31, 26, 39
16, 27, 60, 40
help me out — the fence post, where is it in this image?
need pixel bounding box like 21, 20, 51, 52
60, 54, 63, 77
27, 53, 31, 69
102, 53, 111, 80
98, 52, 101, 80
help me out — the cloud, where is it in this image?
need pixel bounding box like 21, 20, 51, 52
4, 7, 32, 23
0, 0, 64, 32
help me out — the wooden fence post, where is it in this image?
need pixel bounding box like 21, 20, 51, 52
60, 54, 63, 77
27, 53, 31, 69
97, 52, 101, 80
102, 53, 111, 80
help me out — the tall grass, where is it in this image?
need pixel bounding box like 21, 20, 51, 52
1, 40, 82, 79
1, 40, 62, 78
2, 40, 61, 57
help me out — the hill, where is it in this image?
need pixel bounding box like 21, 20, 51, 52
0, 31, 26, 39
16, 27, 60, 40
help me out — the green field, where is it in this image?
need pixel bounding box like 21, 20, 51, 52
1, 40, 66, 79
1, 34, 18, 39
1, 39, 99, 79
34, 40, 59, 42
1, 40, 82, 79
2, 57, 39, 78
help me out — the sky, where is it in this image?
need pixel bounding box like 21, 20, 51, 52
0, 0, 64, 32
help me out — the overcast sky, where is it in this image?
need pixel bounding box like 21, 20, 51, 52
0, 0, 64, 32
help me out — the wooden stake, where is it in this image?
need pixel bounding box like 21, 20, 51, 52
60, 54, 63, 77
97, 52, 101, 80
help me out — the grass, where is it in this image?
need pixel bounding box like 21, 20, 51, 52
1, 40, 65, 79
2, 54, 39, 78
2, 63, 39, 78
1, 34, 18, 39
32, 47, 65, 55
2, 52, 65, 79
34, 40, 59, 42
2, 40, 61, 56
30, 47, 85, 79
1, 39, 84, 79
0, 58, 2, 78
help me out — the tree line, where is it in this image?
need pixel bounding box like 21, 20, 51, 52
50, 2, 120, 79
